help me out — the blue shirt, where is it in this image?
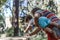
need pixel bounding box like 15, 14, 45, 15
38, 16, 51, 28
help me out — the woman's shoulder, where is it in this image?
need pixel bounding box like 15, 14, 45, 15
39, 16, 47, 19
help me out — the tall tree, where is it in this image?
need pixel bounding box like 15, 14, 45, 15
14, 0, 19, 36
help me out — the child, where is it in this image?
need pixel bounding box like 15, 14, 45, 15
24, 15, 35, 33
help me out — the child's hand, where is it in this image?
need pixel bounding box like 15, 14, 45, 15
24, 33, 30, 36
24, 33, 30, 38
24, 29, 28, 33
24, 30, 26, 33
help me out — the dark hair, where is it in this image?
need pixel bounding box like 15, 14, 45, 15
25, 15, 32, 22
31, 7, 42, 15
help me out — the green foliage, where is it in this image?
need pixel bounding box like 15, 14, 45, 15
30, 31, 47, 40
6, 27, 14, 37
0, 0, 7, 7
47, 0, 58, 14
0, 13, 5, 33
5, 27, 24, 37
0, 14, 4, 21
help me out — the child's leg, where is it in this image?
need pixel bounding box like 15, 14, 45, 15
52, 27, 60, 39
53, 31, 58, 39
44, 27, 53, 33
44, 27, 58, 39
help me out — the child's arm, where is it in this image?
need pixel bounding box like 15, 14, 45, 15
24, 25, 32, 33
34, 17, 41, 28
44, 27, 53, 33
24, 17, 41, 36
24, 22, 32, 33
50, 22, 60, 29
44, 27, 58, 39
29, 27, 41, 36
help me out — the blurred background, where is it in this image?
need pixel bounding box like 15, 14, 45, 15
0, 0, 60, 40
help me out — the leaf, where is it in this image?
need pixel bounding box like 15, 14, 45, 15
0, 0, 7, 7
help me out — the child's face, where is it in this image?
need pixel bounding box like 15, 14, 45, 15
34, 13, 40, 18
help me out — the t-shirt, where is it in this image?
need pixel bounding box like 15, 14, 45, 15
36, 10, 59, 22
28, 19, 35, 29
38, 16, 51, 28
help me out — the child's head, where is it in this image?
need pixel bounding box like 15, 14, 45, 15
34, 12, 42, 18
25, 15, 32, 23
31, 7, 43, 16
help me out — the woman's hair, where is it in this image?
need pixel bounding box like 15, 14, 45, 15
25, 15, 32, 22
31, 7, 43, 15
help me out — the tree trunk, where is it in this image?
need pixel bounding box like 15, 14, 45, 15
14, 0, 19, 36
